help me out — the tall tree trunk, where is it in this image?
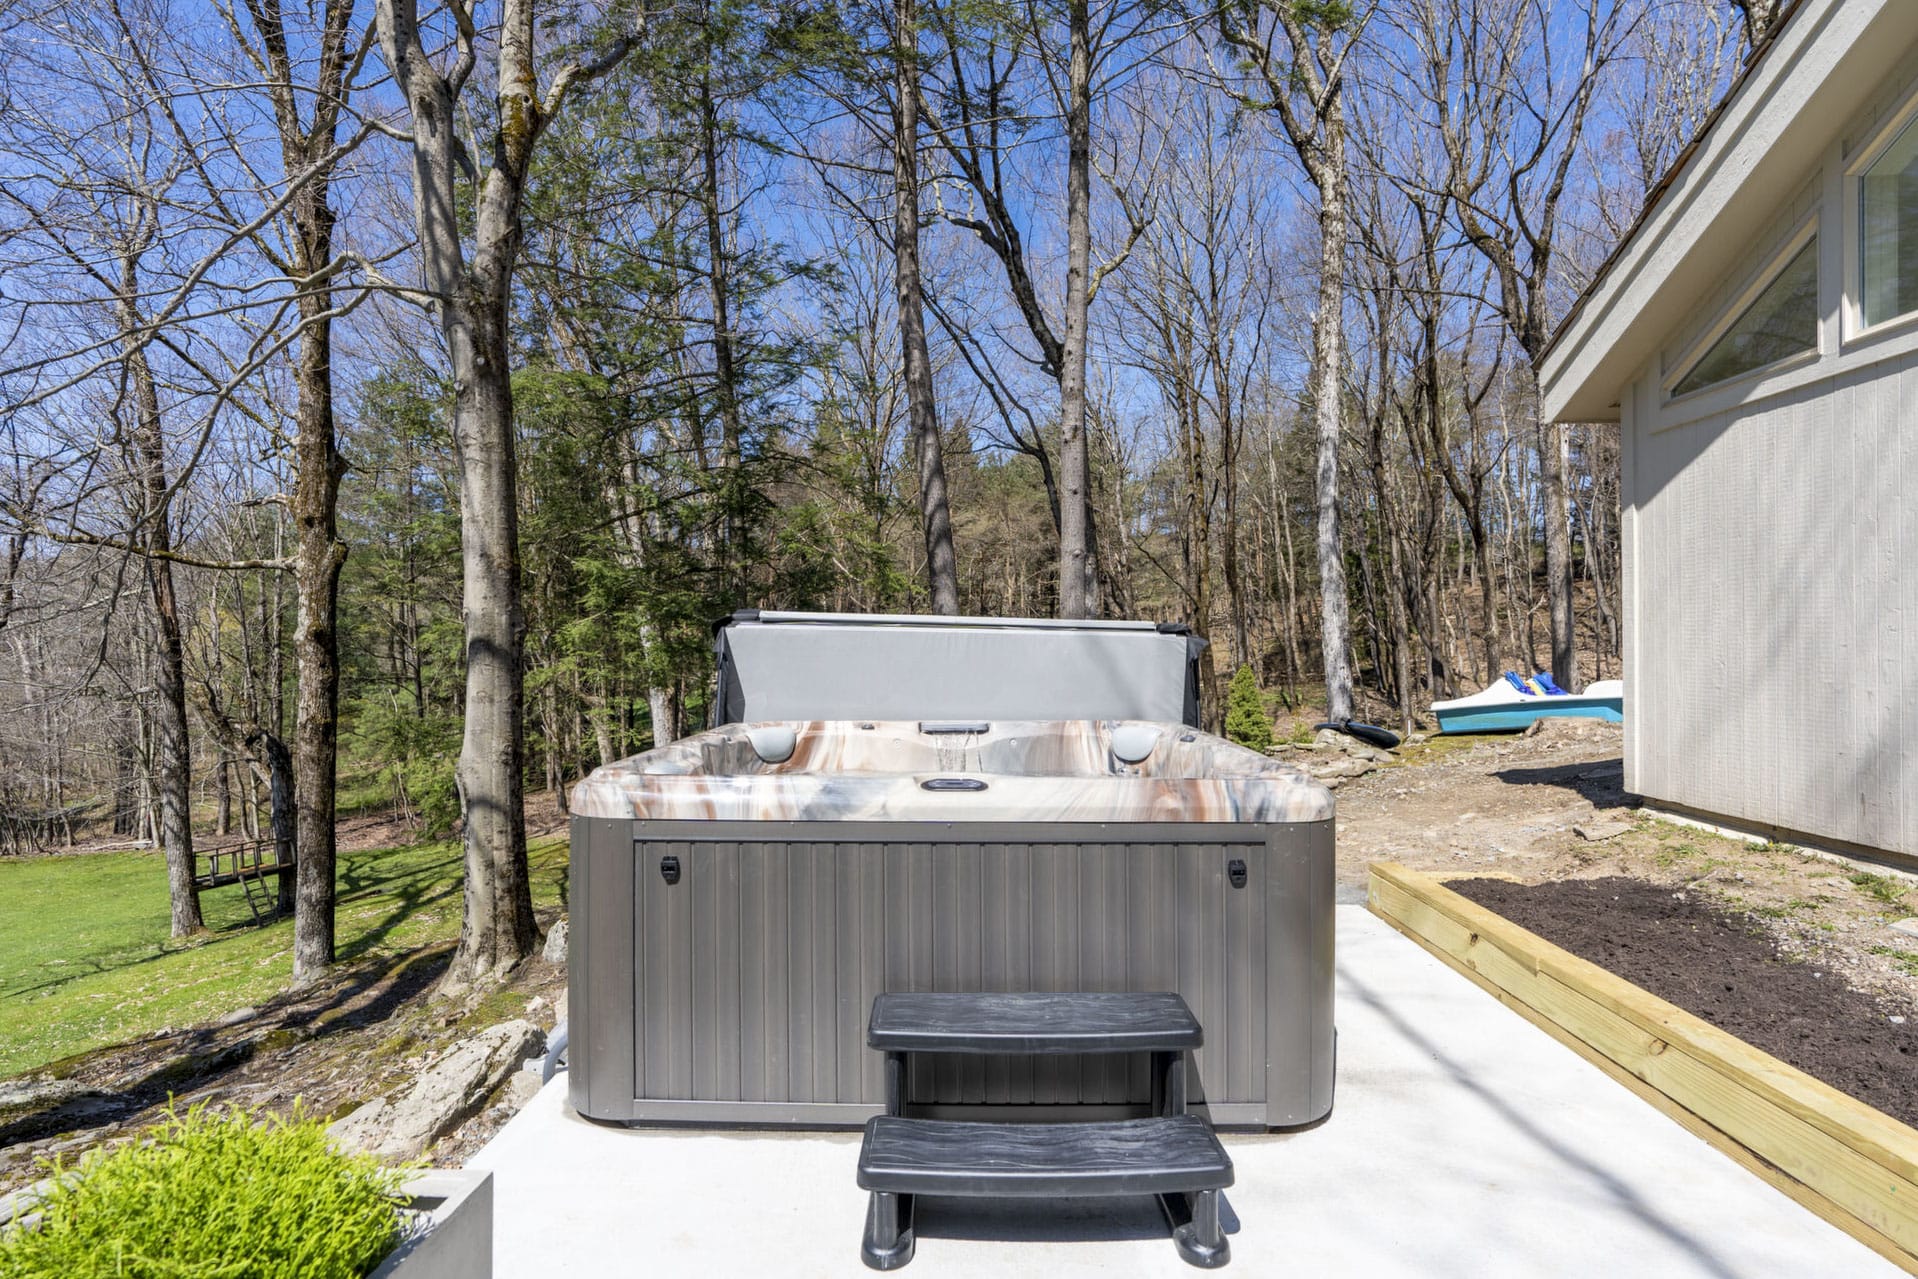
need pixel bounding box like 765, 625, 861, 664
893, 0, 958, 615
378, 0, 628, 985
1538, 408, 1575, 689
1310, 109, 1354, 721
444, 289, 538, 982
612, 452, 677, 748
1056, 0, 1096, 618
249, 731, 297, 915
698, 58, 747, 606
243, 0, 358, 981
290, 296, 347, 975
122, 301, 202, 937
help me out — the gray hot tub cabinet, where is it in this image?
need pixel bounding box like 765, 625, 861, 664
567, 613, 1333, 1132
568, 814, 1332, 1130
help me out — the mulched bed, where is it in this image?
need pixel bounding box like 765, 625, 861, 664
1447, 876, 1918, 1129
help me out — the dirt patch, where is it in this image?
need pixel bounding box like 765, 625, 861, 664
1449, 877, 1918, 1129
1334, 720, 1918, 1013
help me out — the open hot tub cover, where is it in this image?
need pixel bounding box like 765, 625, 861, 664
713, 611, 1208, 728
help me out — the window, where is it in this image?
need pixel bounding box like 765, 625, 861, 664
1672, 237, 1819, 396
1861, 115, 1918, 329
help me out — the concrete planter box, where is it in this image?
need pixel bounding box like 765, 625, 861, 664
0, 1167, 492, 1278
370, 1168, 493, 1279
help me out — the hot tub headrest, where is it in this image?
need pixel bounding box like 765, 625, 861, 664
1110, 723, 1160, 765
746, 724, 798, 764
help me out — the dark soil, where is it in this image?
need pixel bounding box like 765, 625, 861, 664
1448, 876, 1918, 1129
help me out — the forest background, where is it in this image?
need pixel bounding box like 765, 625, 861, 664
0, 0, 1775, 983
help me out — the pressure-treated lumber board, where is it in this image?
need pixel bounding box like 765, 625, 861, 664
1368, 862, 1918, 1275
1375, 863, 1918, 1181
1373, 892, 1917, 1274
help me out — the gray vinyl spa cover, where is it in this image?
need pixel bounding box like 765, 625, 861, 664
713, 611, 1208, 727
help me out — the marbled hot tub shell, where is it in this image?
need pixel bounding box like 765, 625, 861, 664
567, 719, 1336, 1131
569, 720, 1334, 825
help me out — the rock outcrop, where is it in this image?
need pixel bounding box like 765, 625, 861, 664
329, 1019, 545, 1160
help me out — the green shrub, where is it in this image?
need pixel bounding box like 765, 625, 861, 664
1223, 665, 1274, 753
0, 1104, 407, 1279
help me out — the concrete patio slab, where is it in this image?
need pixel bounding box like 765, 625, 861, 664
469, 905, 1901, 1276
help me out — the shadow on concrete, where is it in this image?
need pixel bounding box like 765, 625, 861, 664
1340, 964, 1742, 1279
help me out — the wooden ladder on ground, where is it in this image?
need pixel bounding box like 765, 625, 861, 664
856, 991, 1234, 1271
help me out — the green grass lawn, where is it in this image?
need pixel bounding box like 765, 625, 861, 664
0, 836, 568, 1080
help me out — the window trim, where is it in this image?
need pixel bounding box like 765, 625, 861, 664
1663, 216, 1820, 401
1844, 88, 1918, 343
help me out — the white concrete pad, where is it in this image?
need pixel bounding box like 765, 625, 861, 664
470, 905, 1900, 1277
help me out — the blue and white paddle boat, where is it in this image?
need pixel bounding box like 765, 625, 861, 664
1431, 672, 1624, 734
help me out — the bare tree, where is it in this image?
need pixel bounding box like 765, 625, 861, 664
894, 0, 961, 613
376, 0, 638, 984
227, 0, 368, 981
1213, 0, 1378, 721
1407, 0, 1629, 692
1589, 0, 1735, 242
0, 0, 208, 933
920, 0, 1153, 618
1053, 0, 1097, 617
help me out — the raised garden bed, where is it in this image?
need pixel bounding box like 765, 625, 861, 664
1448, 875, 1918, 1128
1368, 862, 1918, 1273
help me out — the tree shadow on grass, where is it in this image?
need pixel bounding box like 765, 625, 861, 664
0, 945, 453, 1153
334, 876, 462, 965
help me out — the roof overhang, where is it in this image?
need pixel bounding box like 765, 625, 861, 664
1540, 0, 1918, 422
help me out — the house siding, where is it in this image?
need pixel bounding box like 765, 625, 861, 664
1625, 356, 1918, 857
1602, 37, 1918, 863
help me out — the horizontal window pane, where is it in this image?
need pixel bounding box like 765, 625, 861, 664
1673, 238, 1818, 396
1862, 116, 1918, 329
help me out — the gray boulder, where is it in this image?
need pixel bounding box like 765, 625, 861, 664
329, 1019, 545, 1160
1311, 728, 1393, 763
541, 918, 568, 965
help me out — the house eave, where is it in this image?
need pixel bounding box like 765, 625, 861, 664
1540, 0, 1918, 423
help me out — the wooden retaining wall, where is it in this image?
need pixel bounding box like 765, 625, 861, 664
1368, 861, 1918, 1275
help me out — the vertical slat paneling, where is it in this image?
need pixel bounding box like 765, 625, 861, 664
711, 842, 741, 1101
1225, 844, 1254, 1100
856, 842, 885, 1101
624, 829, 1298, 1113
691, 840, 718, 1098
784, 843, 812, 1102
737, 842, 765, 1102
812, 845, 837, 1103
980, 843, 1011, 1104
762, 840, 789, 1101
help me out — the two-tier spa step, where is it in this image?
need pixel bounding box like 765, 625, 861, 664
859, 991, 1232, 1271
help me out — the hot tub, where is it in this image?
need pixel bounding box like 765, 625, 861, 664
567, 717, 1334, 1130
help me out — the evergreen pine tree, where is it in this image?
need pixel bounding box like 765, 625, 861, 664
1224, 665, 1274, 753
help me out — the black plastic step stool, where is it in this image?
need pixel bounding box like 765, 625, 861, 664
858, 991, 1233, 1270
